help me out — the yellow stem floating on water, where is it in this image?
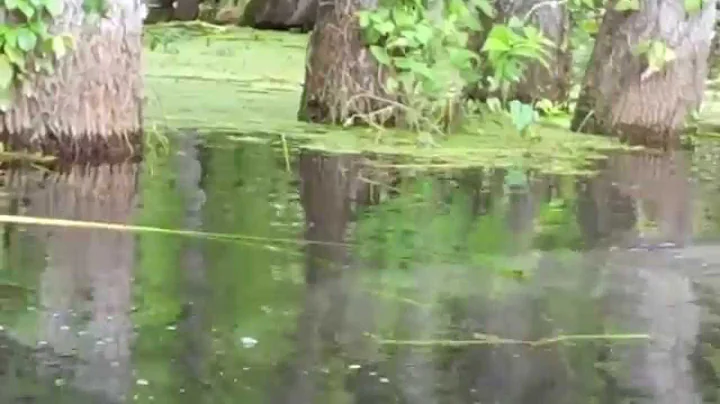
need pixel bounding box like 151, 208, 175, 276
367, 332, 651, 347
0, 214, 349, 247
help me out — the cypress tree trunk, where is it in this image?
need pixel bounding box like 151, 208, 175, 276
298, 0, 391, 125
0, 0, 144, 162
571, 0, 716, 148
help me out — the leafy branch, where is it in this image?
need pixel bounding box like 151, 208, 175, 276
0, 0, 79, 110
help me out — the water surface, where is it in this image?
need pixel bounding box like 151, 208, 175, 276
2, 132, 720, 404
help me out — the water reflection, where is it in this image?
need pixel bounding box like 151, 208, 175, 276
172, 130, 210, 399
3, 164, 139, 402
1, 143, 720, 403
577, 151, 701, 404
578, 151, 693, 248
272, 152, 386, 403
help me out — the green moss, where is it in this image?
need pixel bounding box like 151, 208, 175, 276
143, 25, 630, 174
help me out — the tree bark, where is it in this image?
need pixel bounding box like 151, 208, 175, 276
571, 0, 716, 148
466, 0, 572, 104
0, 0, 145, 163
298, 0, 391, 125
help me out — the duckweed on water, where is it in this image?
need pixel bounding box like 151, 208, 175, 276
144, 24, 311, 134
144, 24, 633, 174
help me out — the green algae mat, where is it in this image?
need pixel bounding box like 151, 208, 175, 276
143, 23, 629, 174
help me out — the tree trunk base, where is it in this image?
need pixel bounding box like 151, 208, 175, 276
0, 28, 143, 164
298, 0, 390, 125
0, 129, 143, 164
571, 0, 716, 148
615, 123, 680, 151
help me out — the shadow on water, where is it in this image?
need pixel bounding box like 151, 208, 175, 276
3, 133, 720, 403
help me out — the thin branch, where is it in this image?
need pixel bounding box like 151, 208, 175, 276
523, 0, 568, 23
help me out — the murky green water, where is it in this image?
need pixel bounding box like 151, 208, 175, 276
2, 131, 720, 403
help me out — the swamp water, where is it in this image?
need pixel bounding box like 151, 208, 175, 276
0, 132, 720, 403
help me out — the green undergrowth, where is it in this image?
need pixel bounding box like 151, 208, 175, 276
144, 24, 630, 174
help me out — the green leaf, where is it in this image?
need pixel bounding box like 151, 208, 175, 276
398, 30, 420, 47
357, 11, 370, 28
408, 60, 433, 78
4, 30, 17, 48
369, 7, 390, 23
481, 37, 511, 53
364, 29, 381, 45
580, 19, 599, 33
484, 24, 517, 50
413, 24, 434, 45
4, 0, 19, 10
60, 34, 75, 50
448, 47, 478, 69
470, 0, 495, 17
507, 16, 524, 28
376, 20, 395, 35
614, 0, 640, 11
460, 13, 483, 31
0, 55, 14, 90
29, 20, 49, 38
51, 35, 66, 58
0, 88, 11, 112
512, 46, 550, 68
509, 100, 535, 134
393, 56, 413, 70
684, 0, 702, 13
647, 40, 675, 70
387, 36, 410, 49
446, 0, 466, 17
369, 45, 391, 66
17, 0, 35, 18
16, 28, 37, 52
392, 8, 415, 27
4, 44, 25, 70
43, 0, 64, 17
633, 39, 651, 55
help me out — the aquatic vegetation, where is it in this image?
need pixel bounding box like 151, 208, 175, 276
143, 25, 634, 174
302, 123, 630, 175
144, 25, 310, 133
